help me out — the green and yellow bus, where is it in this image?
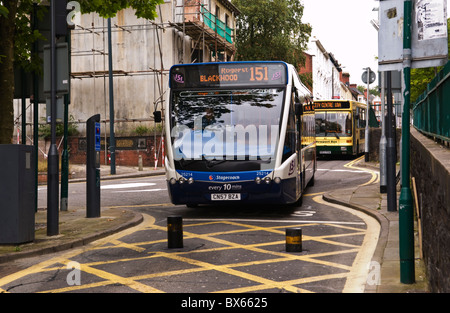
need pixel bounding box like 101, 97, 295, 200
314, 100, 367, 156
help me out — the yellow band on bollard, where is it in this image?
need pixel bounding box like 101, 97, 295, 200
286, 236, 301, 245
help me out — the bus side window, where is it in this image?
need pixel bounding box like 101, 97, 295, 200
282, 90, 297, 163
359, 108, 366, 128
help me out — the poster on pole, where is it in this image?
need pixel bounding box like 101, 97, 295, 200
416, 0, 447, 41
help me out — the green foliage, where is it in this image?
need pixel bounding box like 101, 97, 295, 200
299, 72, 312, 91
0, 0, 164, 144
38, 115, 80, 139
133, 124, 163, 136
411, 67, 440, 103
0, 4, 8, 18
14, 1, 47, 74
231, 0, 311, 67
133, 125, 152, 136
79, 0, 164, 19
357, 85, 380, 97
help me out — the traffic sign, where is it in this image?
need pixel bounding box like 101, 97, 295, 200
362, 69, 376, 84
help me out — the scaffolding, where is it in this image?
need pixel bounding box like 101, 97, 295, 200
15, 1, 239, 137
37, 1, 239, 163
68, 1, 238, 126
171, 0, 237, 62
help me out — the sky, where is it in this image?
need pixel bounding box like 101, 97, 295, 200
300, 0, 449, 87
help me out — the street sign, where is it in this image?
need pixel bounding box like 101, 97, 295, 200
377, 0, 448, 71
362, 69, 376, 84
43, 43, 69, 95
95, 122, 101, 152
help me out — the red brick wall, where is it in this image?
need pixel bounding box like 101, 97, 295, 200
298, 52, 313, 75
66, 136, 164, 167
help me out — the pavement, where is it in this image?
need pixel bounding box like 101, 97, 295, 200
324, 160, 429, 293
0, 160, 429, 293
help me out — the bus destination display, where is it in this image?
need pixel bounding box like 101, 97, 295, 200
170, 62, 287, 89
314, 101, 351, 110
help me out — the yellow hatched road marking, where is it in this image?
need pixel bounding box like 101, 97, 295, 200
0, 192, 377, 293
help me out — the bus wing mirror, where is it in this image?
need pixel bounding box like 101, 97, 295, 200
153, 111, 162, 123
295, 102, 303, 116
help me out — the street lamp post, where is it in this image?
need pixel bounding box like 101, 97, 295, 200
399, 0, 415, 284
363, 67, 371, 162
47, 0, 59, 236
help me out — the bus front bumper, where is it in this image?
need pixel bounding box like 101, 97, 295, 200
167, 177, 298, 205
317, 145, 353, 156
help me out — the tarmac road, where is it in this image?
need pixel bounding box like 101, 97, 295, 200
0, 158, 382, 293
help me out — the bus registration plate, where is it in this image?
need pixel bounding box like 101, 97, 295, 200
211, 193, 241, 201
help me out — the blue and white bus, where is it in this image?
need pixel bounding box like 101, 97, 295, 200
164, 61, 316, 206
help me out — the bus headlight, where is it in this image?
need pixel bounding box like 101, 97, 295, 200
170, 178, 177, 185
274, 177, 281, 184
255, 177, 261, 184
264, 177, 271, 184
188, 177, 194, 184
178, 177, 186, 184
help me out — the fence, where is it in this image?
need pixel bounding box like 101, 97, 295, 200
413, 61, 450, 143
200, 5, 234, 44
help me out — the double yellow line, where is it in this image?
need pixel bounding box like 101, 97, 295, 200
344, 156, 379, 186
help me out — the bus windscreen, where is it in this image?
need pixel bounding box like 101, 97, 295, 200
170, 88, 284, 163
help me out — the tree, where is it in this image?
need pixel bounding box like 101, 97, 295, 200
357, 85, 380, 98
0, 0, 163, 144
0, 0, 19, 144
231, 0, 311, 68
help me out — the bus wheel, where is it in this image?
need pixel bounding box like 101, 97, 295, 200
308, 174, 315, 187
293, 195, 303, 207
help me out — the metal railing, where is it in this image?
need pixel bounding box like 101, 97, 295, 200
200, 5, 234, 44
412, 61, 450, 142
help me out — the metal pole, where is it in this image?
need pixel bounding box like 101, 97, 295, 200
61, 30, 71, 212
47, 0, 59, 236
386, 71, 396, 212
60, 93, 69, 211
21, 69, 26, 144
108, 18, 116, 175
33, 3, 39, 213
365, 67, 370, 162
399, 0, 415, 284
379, 71, 387, 193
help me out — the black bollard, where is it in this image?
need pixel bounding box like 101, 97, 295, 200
286, 228, 302, 252
167, 216, 183, 248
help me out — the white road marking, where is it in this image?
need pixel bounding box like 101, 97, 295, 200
101, 183, 156, 189
183, 218, 365, 225
116, 189, 167, 193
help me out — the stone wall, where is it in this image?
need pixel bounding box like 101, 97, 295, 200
410, 128, 450, 292
368, 127, 401, 162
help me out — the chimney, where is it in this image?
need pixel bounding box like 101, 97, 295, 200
340, 72, 350, 86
